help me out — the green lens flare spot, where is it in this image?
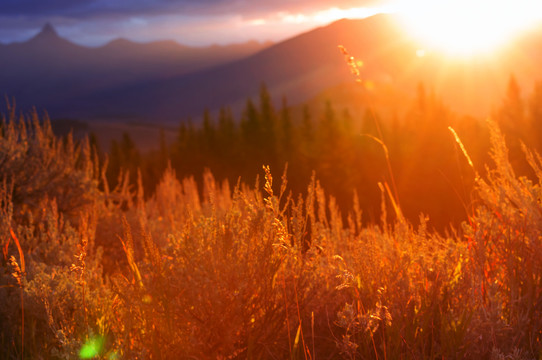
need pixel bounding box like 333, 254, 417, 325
79, 336, 104, 359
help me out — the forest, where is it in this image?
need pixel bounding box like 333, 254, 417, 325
2, 72, 542, 359
106, 78, 541, 231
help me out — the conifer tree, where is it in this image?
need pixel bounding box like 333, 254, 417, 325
240, 98, 262, 172
216, 107, 238, 178
200, 109, 217, 166
106, 139, 122, 187
119, 132, 141, 185
258, 84, 278, 169
528, 81, 542, 148
278, 96, 293, 164
159, 128, 169, 169
496, 75, 531, 175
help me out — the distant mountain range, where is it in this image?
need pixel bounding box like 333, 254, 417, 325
2, 15, 542, 123
0, 23, 271, 120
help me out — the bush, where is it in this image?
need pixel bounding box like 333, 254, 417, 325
1, 110, 541, 359
0, 107, 99, 217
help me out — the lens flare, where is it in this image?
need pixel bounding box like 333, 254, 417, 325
79, 336, 104, 359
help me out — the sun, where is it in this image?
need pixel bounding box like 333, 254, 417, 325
395, 0, 542, 57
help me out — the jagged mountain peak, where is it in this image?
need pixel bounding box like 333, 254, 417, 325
29, 22, 62, 43
41, 23, 57, 36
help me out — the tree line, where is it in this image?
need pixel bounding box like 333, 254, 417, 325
102, 78, 542, 230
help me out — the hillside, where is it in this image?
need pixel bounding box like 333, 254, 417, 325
60, 14, 412, 122
0, 23, 271, 115
2, 15, 542, 124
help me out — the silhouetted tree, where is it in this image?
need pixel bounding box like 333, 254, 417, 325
258, 84, 278, 169
496, 75, 532, 176
528, 81, 542, 148
277, 96, 293, 164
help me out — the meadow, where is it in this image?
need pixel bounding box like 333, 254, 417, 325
2, 84, 542, 360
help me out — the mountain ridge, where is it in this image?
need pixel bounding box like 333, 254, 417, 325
31, 23, 59, 41
0, 22, 273, 116
2, 15, 542, 123
3, 22, 271, 51
53, 14, 427, 122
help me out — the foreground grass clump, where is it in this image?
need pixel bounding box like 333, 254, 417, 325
1, 111, 542, 359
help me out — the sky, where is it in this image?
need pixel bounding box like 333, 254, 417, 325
0, 0, 393, 47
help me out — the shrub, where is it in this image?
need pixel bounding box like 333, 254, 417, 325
2, 108, 542, 359
0, 107, 99, 218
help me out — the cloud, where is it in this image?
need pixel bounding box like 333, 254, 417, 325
0, 0, 96, 16
0, 0, 387, 45
0, 0, 379, 18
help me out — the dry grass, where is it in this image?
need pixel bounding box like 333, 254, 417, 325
1, 110, 542, 359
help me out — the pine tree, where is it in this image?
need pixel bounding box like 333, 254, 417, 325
201, 109, 217, 163
498, 75, 524, 136
258, 84, 277, 169
158, 128, 169, 172
528, 81, 542, 148
106, 139, 122, 188
240, 98, 262, 172
120, 132, 141, 185
216, 107, 238, 178
278, 96, 293, 163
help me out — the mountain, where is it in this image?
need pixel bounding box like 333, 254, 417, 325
2, 16, 542, 123
0, 23, 271, 114
36, 15, 410, 122
27, 23, 63, 44
48, 14, 542, 123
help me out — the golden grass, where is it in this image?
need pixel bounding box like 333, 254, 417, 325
0, 110, 541, 359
